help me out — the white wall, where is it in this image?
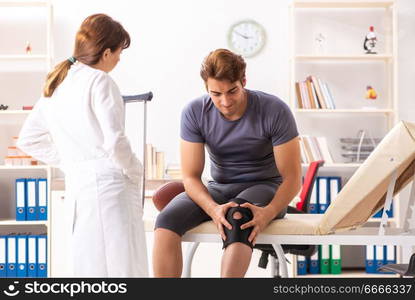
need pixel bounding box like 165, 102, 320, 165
50, 0, 415, 165
51, 0, 293, 164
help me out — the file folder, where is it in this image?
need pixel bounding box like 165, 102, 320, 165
26, 179, 37, 221
380, 245, 396, 274
365, 245, 376, 273
318, 177, 329, 213
297, 255, 307, 275
308, 181, 318, 214
0, 236, 6, 277
375, 245, 384, 273
385, 245, 396, 265
27, 235, 37, 278
37, 179, 48, 221
330, 245, 342, 274
15, 178, 27, 221
6, 236, 17, 277
37, 235, 47, 278
319, 245, 330, 274
309, 250, 320, 274
329, 177, 341, 203
17, 235, 27, 278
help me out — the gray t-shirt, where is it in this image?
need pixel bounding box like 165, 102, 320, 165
181, 89, 298, 184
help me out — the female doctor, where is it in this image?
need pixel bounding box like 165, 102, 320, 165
17, 14, 148, 277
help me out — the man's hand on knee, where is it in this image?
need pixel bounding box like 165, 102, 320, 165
208, 202, 239, 241
239, 202, 276, 246
222, 198, 255, 249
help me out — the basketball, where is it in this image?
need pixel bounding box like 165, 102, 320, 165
152, 181, 185, 211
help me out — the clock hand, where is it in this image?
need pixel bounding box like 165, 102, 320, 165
234, 30, 252, 39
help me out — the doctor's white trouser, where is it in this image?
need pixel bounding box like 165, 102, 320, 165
63, 158, 148, 277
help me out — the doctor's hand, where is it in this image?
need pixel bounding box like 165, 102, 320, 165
239, 203, 276, 246
208, 202, 239, 241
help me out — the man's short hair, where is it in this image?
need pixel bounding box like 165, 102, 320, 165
200, 49, 246, 87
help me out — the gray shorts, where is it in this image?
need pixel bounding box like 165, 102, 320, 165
154, 180, 287, 236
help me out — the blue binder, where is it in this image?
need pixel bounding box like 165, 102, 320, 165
365, 245, 376, 273
37, 235, 47, 277
297, 255, 307, 275
27, 179, 38, 221
329, 177, 341, 204
15, 178, 27, 221
318, 177, 329, 213
0, 236, 6, 277
16, 235, 27, 278
6, 236, 17, 277
375, 245, 384, 273
379, 245, 396, 274
27, 235, 37, 278
37, 179, 48, 221
308, 180, 318, 214
309, 250, 320, 274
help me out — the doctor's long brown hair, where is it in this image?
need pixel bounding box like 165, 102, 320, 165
43, 14, 130, 97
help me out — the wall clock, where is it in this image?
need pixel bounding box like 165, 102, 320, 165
227, 19, 266, 58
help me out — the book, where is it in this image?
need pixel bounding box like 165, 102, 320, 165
155, 151, 165, 179
295, 82, 303, 109
316, 137, 334, 164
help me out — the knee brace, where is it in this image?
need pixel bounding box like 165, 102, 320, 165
222, 198, 254, 249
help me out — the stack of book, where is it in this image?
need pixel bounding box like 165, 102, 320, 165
295, 75, 335, 109
299, 135, 334, 164
145, 144, 165, 179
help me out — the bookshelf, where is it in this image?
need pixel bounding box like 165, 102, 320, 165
290, 0, 399, 277
0, 0, 53, 277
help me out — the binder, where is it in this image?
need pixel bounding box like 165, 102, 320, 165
26, 178, 37, 221
319, 245, 330, 274
27, 235, 37, 278
308, 181, 318, 214
0, 236, 6, 277
375, 245, 384, 273
37, 235, 47, 277
6, 236, 17, 277
385, 245, 396, 265
365, 245, 376, 273
309, 250, 320, 274
37, 179, 48, 221
329, 177, 341, 204
297, 255, 307, 275
330, 245, 342, 274
380, 245, 396, 274
318, 177, 329, 213
15, 178, 27, 221
17, 235, 27, 278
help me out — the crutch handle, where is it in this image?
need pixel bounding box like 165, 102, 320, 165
122, 91, 153, 103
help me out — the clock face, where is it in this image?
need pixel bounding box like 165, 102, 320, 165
227, 20, 266, 58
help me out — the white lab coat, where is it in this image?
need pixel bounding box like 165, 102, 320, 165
17, 62, 148, 277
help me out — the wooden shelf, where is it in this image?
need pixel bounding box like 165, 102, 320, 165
0, 55, 49, 60
0, 1, 49, 8
0, 219, 47, 226
293, 1, 394, 9
0, 165, 49, 170
302, 163, 361, 168
295, 108, 394, 113
0, 110, 31, 115
295, 54, 393, 61
296, 270, 399, 278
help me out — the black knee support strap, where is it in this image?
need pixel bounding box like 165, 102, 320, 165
222, 198, 254, 249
